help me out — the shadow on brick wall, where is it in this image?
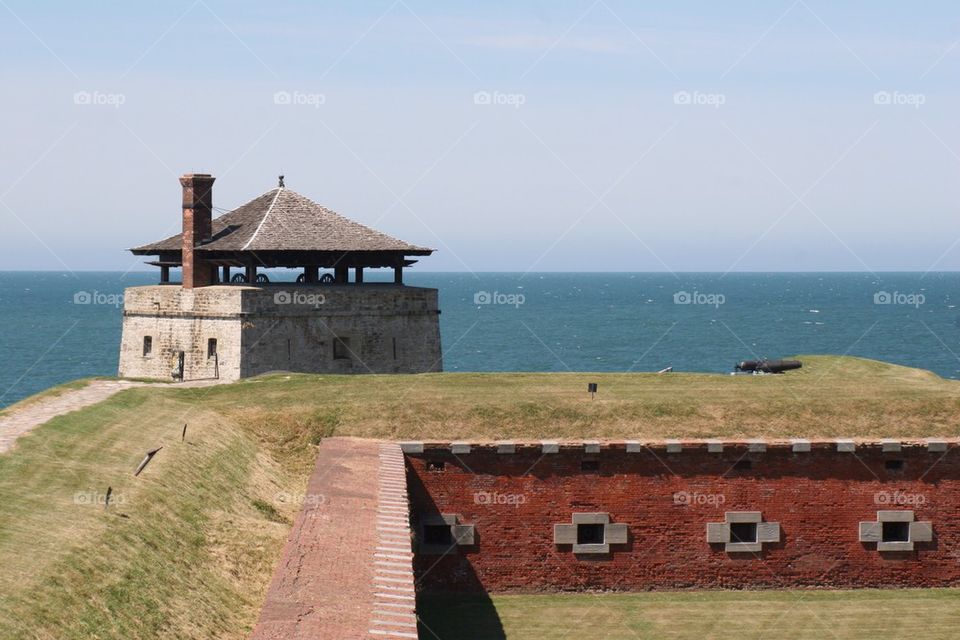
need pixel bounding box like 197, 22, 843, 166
408, 469, 506, 639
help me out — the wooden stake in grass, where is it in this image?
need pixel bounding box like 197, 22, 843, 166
104, 486, 113, 511
182, 424, 187, 442
134, 447, 163, 477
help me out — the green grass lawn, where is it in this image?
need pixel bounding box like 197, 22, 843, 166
419, 590, 960, 639
2, 355, 960, 638
192, 354, 960, 440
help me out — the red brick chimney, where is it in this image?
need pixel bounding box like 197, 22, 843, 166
180, 173, 216, 289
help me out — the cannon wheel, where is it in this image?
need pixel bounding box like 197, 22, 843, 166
230, 273, 247, 283
319, 273, 335, 284
296, 274, 306, 283
256, 273, 270, 283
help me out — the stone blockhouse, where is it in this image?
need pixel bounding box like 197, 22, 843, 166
118, 173, 442, 381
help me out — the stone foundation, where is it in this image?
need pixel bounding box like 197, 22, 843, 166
118, 284, 442, 381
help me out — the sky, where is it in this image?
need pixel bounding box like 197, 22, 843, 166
2, 1, 960, 273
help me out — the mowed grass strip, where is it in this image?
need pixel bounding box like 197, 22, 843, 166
192, 355, 960, 440
419, 589, 960, 639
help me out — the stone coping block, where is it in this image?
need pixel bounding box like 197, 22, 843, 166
496, 441, 516, 454
837, 439, 856, 453
402, 439, 959, 455
399, 441, 424, 454
748, 440, 767, 453
927, 439, 948, 452
881, 439, 902, 453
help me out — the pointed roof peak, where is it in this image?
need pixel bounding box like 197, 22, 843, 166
132, 182, 433, 255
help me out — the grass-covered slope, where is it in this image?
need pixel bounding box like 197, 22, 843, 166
202, 355, 960, 441
1, 355, 960, 638
0, 389, 324, 639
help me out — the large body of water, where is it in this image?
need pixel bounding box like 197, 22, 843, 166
0, 271, 957, 408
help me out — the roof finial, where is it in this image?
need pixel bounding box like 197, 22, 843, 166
278, 174, 285, 188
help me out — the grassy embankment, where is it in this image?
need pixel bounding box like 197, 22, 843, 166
1, 355, 960, 638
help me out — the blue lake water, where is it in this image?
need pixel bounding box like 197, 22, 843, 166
1, 271, 958, 408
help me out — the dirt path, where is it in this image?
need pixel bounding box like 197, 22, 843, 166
0, 379, 217, 454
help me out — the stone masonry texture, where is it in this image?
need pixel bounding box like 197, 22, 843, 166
118, 284, 442, 381
406, 442, 960, 592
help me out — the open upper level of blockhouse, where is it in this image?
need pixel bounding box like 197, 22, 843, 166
130, 173, 434, 288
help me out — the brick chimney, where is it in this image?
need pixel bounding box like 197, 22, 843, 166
180, 173, 216, 289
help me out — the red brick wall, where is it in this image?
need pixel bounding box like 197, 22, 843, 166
406, 443, 960, 592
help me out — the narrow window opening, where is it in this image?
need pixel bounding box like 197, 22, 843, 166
882, 521, 910, 543
581, 459, 600, 472
730, 522, 758, 544
733, 460, 752, 471
426, 460, 445, 472
885, 459, 904, 471
142, 336, 153, 357
207, 338, 217, 359
333, 336, 351, 360
392, 337, 398, 360
577, 523, 605, 545
423, 524, 452, 546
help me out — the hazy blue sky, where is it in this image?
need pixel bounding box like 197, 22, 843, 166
2, 1, 960, 272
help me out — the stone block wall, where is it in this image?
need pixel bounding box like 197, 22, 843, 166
118, 284, 442, 381
405, 440, 960, 592
239, 285, 442, 377
118, 286, 244, 381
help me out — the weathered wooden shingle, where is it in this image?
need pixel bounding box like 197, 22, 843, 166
132, 187, 433, 254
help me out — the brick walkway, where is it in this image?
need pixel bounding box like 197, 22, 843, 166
251, 438, 418, 639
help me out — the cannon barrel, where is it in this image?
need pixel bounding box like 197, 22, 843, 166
735, 359, 802, 374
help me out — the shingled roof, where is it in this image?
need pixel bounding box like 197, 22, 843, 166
131, 187, 433, 255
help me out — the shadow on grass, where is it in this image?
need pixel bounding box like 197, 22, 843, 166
417, 592, 506, 640
407, 469, 506, 638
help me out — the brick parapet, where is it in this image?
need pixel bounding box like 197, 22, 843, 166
405, 439, 960, 592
